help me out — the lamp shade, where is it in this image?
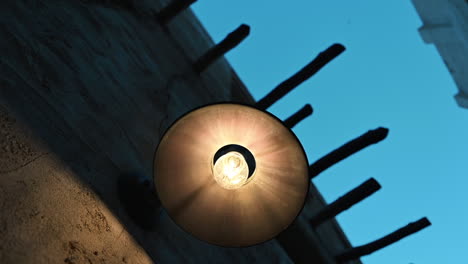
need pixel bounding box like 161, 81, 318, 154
154, 103, 309, 247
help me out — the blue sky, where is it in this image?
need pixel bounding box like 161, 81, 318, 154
192, 1, 468, 263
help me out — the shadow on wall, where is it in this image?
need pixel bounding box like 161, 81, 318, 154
0, 1, 286, 264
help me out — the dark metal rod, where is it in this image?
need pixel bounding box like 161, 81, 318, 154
309, 127, 389, 179
310, 178, 381, 227
157, 0, 197, 24
255, 43, 345, 110
193, 24, 250, 73
336, 217, 431, 262
283, 104, 313, 129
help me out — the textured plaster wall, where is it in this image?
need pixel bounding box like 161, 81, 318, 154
0, 0, 289, 263
0, 1, 358, 263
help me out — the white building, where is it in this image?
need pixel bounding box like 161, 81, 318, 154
412, 0, 468, 108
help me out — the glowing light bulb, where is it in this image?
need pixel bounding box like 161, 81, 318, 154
213, 151, 249, 189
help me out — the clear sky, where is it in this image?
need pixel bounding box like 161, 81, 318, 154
193, 1, 468, 263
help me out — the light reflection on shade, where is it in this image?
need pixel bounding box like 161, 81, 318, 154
154, 103, 309, 247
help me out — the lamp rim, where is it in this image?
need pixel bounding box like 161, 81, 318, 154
153, 101, 310, 247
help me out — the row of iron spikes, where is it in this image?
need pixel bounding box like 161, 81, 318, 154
227, 5, 433, 260
155, 0, 341, 114
154, 2, 387, 166
155, 0, 339, 123
156, 0, 334, 127
307, 128, 431, 261
156, 0, 432, 261
212, 27, 432, 261
247, 18, 433, 260
256, 46, 431, 259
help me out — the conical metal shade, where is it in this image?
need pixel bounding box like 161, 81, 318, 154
154, 103, 309, 247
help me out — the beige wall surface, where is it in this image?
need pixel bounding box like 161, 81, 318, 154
0, 1, 357, 263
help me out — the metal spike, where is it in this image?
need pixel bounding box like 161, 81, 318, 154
309, 127, 389, 179
284, 104, 313, 128
255, 44, 345, 110
336, 217, 431, 262
310, 178, 381, 227
193, 24, 250, 73
156, 0, 197, 24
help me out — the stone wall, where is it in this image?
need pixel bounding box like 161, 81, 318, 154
0, 1, 358, 263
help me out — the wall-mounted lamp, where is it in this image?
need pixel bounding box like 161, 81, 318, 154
154, 103, 309, 247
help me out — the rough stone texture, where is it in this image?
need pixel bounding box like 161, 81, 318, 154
0, 0, 358, 263
0, 148, 151, 264
0, 106, 45, 173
